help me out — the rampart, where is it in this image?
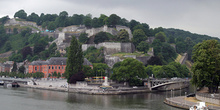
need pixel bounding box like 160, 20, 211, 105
82, 42, 135, 55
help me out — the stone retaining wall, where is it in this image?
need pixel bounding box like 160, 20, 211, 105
196, 93, 220, 105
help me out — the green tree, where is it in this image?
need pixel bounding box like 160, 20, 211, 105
65, 36, 83, 83
11, 62, 17, 72
191, 40, 220, 93
79, 33, 88, 44
84, 47, 104, 63
176, 41, 187, 53
0, 16, 9, 24
107, 14, 121, 27
155, 32, 166, 42
117, 29, 129, 42
18, 65, 25, 73
83, 17, 92, 27
21, 46, 32, 60
14, 9, 27, 19
137, 41, 149, 53
4, 41, 12, 51
129, 19, 140, 32
132, 29, 147, 47
93, 63, 109, 76
133, 23, 150, 36
94, 32, 109, 44
32, 72, 44, 79
47, 21, 56, 30
57, 72, 61, 78
83, 65, 93, 77
53, 72, 58, 78
168, 35, 175, 43
27, 12, 39, 22
111, 58, 147, 86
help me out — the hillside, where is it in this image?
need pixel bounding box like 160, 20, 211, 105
164, 28, 220, 43
0, 10, 219, 65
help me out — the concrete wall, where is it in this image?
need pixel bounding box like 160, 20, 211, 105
196, 93, 220, 105
136, 56, 152, 65
82, 42, 135, 55
85, 25, 133, 40
105, 55, 122, 68
121, 43, 135, 53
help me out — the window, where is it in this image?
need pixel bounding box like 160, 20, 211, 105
62, 66, 64, 69
55, 66, 57, 69
49, 66, 50, 69
59, 66, 60, 69
52, 66, 54, 69
35, 67, 37, 71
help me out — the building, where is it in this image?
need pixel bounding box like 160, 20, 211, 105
0, 61, 14, 72
28, 57, 92, 78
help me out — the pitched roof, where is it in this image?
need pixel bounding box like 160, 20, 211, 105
29, 57, 92, 66
47, 57, 67, 65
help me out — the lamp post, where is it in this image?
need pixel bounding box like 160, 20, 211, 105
171, 90, 172, 100
185, 92, 187, 105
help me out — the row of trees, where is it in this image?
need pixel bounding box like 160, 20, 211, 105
13, 10, 165, 37
191, 40, 220, 93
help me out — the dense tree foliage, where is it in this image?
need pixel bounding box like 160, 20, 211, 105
0, 16, 9, 24
155, 32, 166, 42
132, 29, 147, 47
65, 36, 83, 83
191, 40, 220, 93
84, 46, 104, 63
94, 32, 109, 44
151, 39, 177, 64
146, 62, 190, 78
137, 41, 149, 53
92, 63, 110, 76
79, 33, 88, 44
14, 10, 27, 19
111, 58, 147, 86
117, 29, 129, 42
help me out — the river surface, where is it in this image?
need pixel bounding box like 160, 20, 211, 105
0, 86, 195, 110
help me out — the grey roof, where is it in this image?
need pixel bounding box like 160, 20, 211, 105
30, 60, 49, 65
29, 57, 92, 66
47, 57, 67, 65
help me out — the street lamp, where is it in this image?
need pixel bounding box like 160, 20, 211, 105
171, 90, 172, 100
185, 92, 187, 105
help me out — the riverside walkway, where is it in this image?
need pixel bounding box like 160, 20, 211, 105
164, 96, 220, 110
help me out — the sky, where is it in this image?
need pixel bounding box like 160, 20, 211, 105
0, 0, 220, 38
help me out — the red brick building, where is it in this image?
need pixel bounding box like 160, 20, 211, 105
28, 57, 92, 78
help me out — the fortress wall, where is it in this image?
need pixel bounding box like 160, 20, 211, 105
104, 55, 122, 68
98, 42, 121, 55
82, 44, 97, 51
136, 56, 152, 65
121, 43, 135, 53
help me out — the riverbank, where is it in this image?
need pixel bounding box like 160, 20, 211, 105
18, 79, 152, 95
164, 96, 220, 110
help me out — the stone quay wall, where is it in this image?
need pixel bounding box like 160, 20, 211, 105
196, 92, 220, 105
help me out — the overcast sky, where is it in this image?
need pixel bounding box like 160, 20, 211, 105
0, 0, 220, 38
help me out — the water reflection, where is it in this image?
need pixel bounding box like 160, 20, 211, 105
0, 86, 195, 110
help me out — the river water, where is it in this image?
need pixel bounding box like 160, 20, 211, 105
0, 86, 195, 110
